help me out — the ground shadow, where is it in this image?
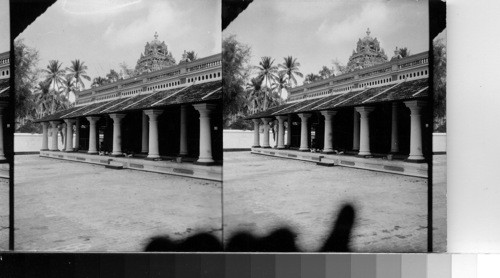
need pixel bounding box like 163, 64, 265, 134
144, 203, 356, 252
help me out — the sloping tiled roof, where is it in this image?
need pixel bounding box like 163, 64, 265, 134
36, 81, 221, 122
246, 78, 429, 119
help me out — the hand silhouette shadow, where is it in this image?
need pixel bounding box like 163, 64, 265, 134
144, 204, 355, 252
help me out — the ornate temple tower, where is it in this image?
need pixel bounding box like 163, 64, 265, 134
135, 32, 176, 74
346, 28, 388, 72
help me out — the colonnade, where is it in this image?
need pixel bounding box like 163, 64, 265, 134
251, 100, 426, 161
40, 104, 217, 164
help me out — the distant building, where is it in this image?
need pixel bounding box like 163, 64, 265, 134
36, 35, 222, 181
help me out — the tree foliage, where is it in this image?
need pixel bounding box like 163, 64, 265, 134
222, 35, 252, 128
14, 39, 40, 126
433, 37, 446, 132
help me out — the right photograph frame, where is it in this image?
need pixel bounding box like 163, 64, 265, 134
222, 0, 446, 253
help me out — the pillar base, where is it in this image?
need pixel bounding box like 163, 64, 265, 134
49, 149, 60, 152
145, 157, 162, 161
406, 157, 426, 163
252, 145, 261, 148
110, 154, 124, 157
194, 161, 217, 166
299, 148, 310, 152
277, 146, 286, 149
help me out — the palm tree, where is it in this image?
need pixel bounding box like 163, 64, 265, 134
304, 73, 321, 84
62, 77, 76, 103
66, 59, 91, 91
255, 56, 278, 110
91, 76, 108, 88
246, 76, 264, 114
272, 72, 289, 99
278, 56, 303, 88
43, 60, 66, 92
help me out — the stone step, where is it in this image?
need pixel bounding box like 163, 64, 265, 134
316, 161, 337, 167
105, 161, 124, 170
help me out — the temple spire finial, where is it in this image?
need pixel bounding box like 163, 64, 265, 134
366, 28, 371, 36
154, 31, 158, 40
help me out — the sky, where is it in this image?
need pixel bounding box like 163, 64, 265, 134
224, 0, 429, 97
0, 0, 9, 52
17, 0, 221, 91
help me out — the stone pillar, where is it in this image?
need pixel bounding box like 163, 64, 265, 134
49, 121, 60, 151
276, 116, 287, 149
355, 106, 375, 156
286, 114, 292, 147
252, 119, 260, 147
74, 118, 80, 150
109, 113, 126, 156
86, 116, 100, 154
144, 109, 163, 159
0, 111, 4, 160
41, 122, 49, 151
193, 103, 216, 164
321, 110, 337, 153
64, 119, 74, 152
141, 111, 149, 153
405, 100, 426, 161
179, 105, 188, 156
390, 102, 399, 153
298, 113, 312, 151
261, 118, 272, 148
353, 109, 360, 151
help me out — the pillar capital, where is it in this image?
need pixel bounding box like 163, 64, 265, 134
49, 120, 61, 127
109, 113, 126, 121
297, 113, 312, 120
320, 110, 337, 118
404, 100, 426, 112
64, 118, 75, 124
252, 118, 260, 124
144, 109, 164, 118
41, 121, 49, 127
193, 103, 217, 116
355, 106, 375, 116
86, 116, 100, 123
261, 117, 273, 124
276, 115, 287, 121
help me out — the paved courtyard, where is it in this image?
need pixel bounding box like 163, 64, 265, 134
223, 151, 445, 252
14, 155, 222, 252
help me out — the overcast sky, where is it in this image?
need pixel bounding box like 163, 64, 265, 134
0, 0, 9, 53
17, 0, 221, 88
224, 0, 429, 92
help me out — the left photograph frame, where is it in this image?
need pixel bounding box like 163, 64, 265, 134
8, 0, 223, 252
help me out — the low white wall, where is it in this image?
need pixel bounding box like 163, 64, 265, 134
223, 129, 447, 153
14, 132, 75, 152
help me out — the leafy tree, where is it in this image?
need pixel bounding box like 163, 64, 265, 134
66, 59, 91, 91
43, 60, 66, 92
433, 38, 446, 132
318, 66, 334, 79
222, 35, 252, 128
186, 51, 198, 62
398, 47, 410, 58
106, 69, 120, 83
61, 77, 76, 104
304, 73, 321, 84
119, 62, 135, 79
91, 76, 108, 88
246, 76, 263, 114
14, 39, 40, 128
278, 56, 303, 88
332, 59, 348, 76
